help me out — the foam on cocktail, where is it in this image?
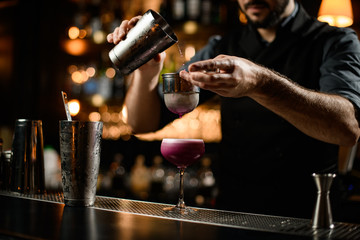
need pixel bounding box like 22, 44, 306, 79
161, 138, 205, 169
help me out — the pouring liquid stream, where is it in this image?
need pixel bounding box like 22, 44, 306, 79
176, 42, 186, 67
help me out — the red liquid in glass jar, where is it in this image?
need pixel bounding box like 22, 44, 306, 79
161, 138, 205, 169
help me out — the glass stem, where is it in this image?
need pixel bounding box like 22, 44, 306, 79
177, 168, 186, 209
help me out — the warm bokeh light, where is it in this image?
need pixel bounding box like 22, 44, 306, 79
239, 10, 248, 24
71, 70, 89, 84
136, 101, 221, 142
183, 21, 198, 34
86, 67, 96, 77
88, 101, 221, 142
96, 105, 133, 140
105, 68, 116, 78
79, 29, 87, 39
318, 15, 353, 27
111, 112, 120, 123
92, 94, 104, 107
67, 65, 77, 74
68, 26, 80, 39
317, 0, 353, 27
101, 112, 111, 122
71, 71, 83, 84
93, 30, 106, 44
185, 45, 196, 61
62, 39, 87, 56
68, 99, 80, 116
89, 112, 101, 121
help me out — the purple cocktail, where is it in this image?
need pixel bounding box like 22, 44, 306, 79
161, 138, 205, 214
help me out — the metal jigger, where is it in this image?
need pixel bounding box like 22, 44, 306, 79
311, 173, 336, 229
162, 73, 200, 117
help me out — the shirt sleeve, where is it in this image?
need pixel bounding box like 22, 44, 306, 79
319, 27, 360, 110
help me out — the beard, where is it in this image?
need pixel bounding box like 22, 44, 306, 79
242, 0, 290, 28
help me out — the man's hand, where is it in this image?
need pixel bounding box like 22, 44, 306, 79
180, 54, 360, 146
179, 55, 263, 98
107, 16, 142, 44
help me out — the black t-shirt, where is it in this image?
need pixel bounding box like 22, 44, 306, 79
160, 4, 360, 218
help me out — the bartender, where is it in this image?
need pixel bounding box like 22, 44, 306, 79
107, 0, 360, 218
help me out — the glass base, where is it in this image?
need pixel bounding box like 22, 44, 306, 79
163, 206, 197, 215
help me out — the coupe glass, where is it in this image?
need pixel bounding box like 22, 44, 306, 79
161, 138, 205, 214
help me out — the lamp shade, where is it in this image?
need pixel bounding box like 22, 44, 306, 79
318, 0, 353, 27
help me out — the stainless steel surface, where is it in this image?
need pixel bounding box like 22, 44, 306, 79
0, 150, 12, 190
59, 121, 103, 206
162, 73, 200, 93
1, 191, 359, 240
312, 173, 336, 229
162, 73, 200, 116
109, 9, 177, 75
61, 91, 72, 121
11, 119, 45, 194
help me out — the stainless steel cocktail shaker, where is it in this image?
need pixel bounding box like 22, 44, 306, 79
59, 120, 103, 207
11, 119, 45, 194
109, 9, 178, 75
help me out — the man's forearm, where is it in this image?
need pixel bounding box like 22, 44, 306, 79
251, 70, 360, 146
124, 71, 162, 134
